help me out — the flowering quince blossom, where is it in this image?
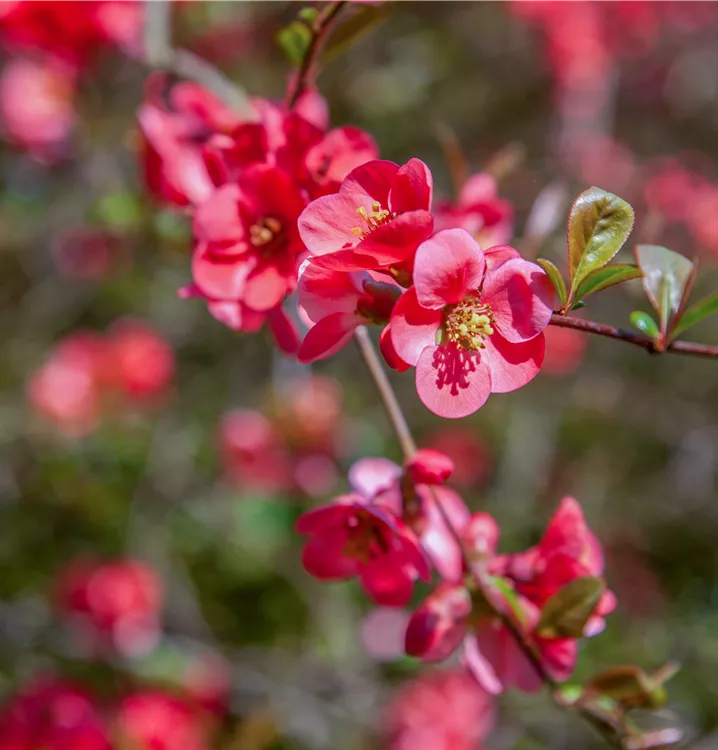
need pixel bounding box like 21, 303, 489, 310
296, 261, 401, 362
390, 228, 554, 418
0, 677, 111, 750
115, 691, 213, 750
382, 668, 495, 750
435, 172, 514, 249
55, 559, 163, 658
405, 498, 616, 694
298, 158, 434, 272
296, 457, 435, 606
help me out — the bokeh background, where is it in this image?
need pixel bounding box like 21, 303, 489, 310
1, 2, 718, 748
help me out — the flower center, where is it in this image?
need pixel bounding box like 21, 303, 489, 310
343, 511, 390, 563
249, 216, 283, 247
443, 295, 494, 350
351, 202, 396, 237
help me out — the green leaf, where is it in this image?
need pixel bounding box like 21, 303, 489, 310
670, 291, 718, 339
573, 264, 642, 303
536, 258, 566, 308
571, 300, 587, 310
585, 665, 668, 710
276, 21, 312, 67
634, 244, 695, 333
536, 576, 604, 638
567, 187, 635, 297
630, 311, 659, 338
298, 6, 319, 24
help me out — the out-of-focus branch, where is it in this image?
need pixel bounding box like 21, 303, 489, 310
143, 0, 254, 117
354, 325, 630, 748
550, 314, 718, 359
286, 1, 348, 109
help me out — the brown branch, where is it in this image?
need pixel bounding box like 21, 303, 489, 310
550, 314, 718, 360
143, 0, 254, 117
353, 325, 629, 748
286, 1, 348, 110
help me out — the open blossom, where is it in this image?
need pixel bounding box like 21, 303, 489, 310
55, 559, 163, 658
435, 172, 514, 249
192, 164, 306, 314
0, 677, 110, 750
298, 158, 434, 272
297, 262, 401, 362
0, 57, 76, 160
406, 499, 615, 694
382, 668, 494, 750
296, 459, 433, 605
391, 229, 553, 418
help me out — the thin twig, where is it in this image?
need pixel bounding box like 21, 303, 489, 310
354, 325, 627, 748
143, 0, 254, 117
286, 1, 348, 110
550, 314, 718, 360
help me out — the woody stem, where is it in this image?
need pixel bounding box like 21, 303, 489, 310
354, 325, 625, 749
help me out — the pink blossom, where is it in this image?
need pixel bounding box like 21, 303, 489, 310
0, 677, 110, 750
435, 172, 514, 248
382, 668, 494, 750
0, 57, 76, 160
405, 449, 454, 486
192, 164, 306, 313
297, 262, 401, 363
390, 229, 554, 418
298, 158, 434, 272
55, 559, 162, 658
296, 492, 430, 606
115, 691, 212, 750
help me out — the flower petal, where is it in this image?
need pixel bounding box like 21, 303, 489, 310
243, 263, 290, 311
482, 333, 544, 394
413, 229, 486, 309
481, 258, 554, 343
356, 210, 434, 268
380, 323, 411, 372
298, 312, 360, 363
416, 344, 492, 419
193, 184, 244, 248
192, 245, 254, 300
389, 157, 433, 213
298, 192, 364, 257
348, 456, 402, 499
390, 288, 442, 367
267, 306, 299, 354
340, 159, 399, 205
298, 262, 362, 322
360, 557, 414, 607
462, 634, 503, 695
302, 529, 358, 580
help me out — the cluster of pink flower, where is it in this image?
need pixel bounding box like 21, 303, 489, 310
0, 0, 142, 159
142, 77, 547, 418
219, 374, 346, 497
27, 319, 174, 436
297, 449, 614, 696
0, 678, 219, 750
1, 553, 228, 750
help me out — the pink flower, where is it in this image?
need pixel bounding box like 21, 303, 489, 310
541, 324, 587, 376
105, 319, 174, 401
349, 456, 470, 583
435, 172, 514, 249
296, 490, 430, 606
391, 229, 553, 418
139, 76, 246, 208
55, 559, 162, 658
298, 158, 434, 272
0, 57, 76, 161
115, 691, 212, 750
0, 677, 110, 750
297, 262, 401, 363
382, 668, 494, 750
192, 164, 306, 314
